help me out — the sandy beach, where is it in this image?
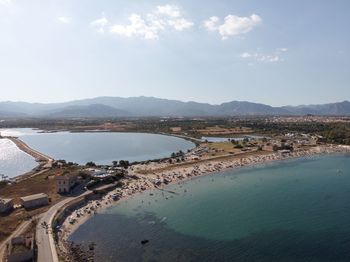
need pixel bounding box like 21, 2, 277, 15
56, 144, 350, 257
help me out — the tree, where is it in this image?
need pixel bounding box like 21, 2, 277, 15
86, 161, 96, 167
119, 160, 130, 169
0, 174, 8, 181
272, 145, 279, 151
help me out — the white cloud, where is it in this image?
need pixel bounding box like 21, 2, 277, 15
156, 5, 181, 18
204, 14, 262, 40
110, 13, 159, 40
109, 5, 193, 40
277, 47, 288, 52
240, 52, 252, 58
203, 16, 219, 31
146, 13, 166, 30
168, 18, 193, 31
58, 16, 71, 24
91, 16, 109, 33
240, 48, 288, 63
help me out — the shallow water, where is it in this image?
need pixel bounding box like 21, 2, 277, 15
0, 138, 37, 178
17, 130, 194, 165
70, 154, 350, 262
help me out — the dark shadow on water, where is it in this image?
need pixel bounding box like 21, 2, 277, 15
69, 211, 350, 262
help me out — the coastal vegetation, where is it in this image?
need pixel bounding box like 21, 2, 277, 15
1, 116, 350, 145
321, 124, 350, 144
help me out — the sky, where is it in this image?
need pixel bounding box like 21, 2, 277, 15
0, 0, 349, 106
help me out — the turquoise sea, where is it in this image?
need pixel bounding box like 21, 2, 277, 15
70, 154, 350, 261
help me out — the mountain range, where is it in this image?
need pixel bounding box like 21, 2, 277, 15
0, 97, 349, 118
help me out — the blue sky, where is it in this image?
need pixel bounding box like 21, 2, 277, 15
0, 0, 349, 106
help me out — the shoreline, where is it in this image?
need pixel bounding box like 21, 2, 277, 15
8, 137, 53, 163
0, 137, 44, 181
56, 144, 350, 256
1, 137, 53, 181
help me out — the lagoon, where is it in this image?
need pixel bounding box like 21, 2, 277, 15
0, 138, 38, 178
70, 154, 350, 262
17, 131, 195, 165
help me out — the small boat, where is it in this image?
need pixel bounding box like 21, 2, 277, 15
141, 240, 149, 245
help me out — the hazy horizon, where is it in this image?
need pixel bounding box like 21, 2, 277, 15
0, 95, 349, 107
1, 0, 350, 106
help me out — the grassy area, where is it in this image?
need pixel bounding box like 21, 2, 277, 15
205, 142, 242, 154
196, 126, 253, 136
0, 166, 81, 243
2, 168, 61, 204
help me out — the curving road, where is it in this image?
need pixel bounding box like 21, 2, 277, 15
36, 197, 76, 262
36, 187, 91, 262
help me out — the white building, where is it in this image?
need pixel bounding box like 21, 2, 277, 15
20, 193, 49, 209
56, 174, 77, 194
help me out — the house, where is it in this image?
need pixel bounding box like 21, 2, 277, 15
170, 127, 182, 133
7, 234, 34, 262
20, 193, 49, 209
56, 174, 77, 194
0, 198, 14, 213
278, 149, 292, 156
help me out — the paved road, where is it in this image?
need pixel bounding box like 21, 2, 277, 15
36, 186, 91, 262
36, 197, 75, 262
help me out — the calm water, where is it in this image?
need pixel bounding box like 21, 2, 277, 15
17, 131, 194, 165
70, 154, 350, 262
0, 138, 37, 178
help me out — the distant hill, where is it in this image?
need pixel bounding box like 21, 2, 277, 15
0, 97, 349, 118
217, 101, 291, 115
0, 110, 28, 118
47, 104, 131, 118
282, 101, 350, 115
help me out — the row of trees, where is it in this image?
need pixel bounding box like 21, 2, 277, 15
171, 150, 185, 158
86, 160, 130, 169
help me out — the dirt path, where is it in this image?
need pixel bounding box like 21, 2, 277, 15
0, 219, 33, 261
8, 137, 53, 162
